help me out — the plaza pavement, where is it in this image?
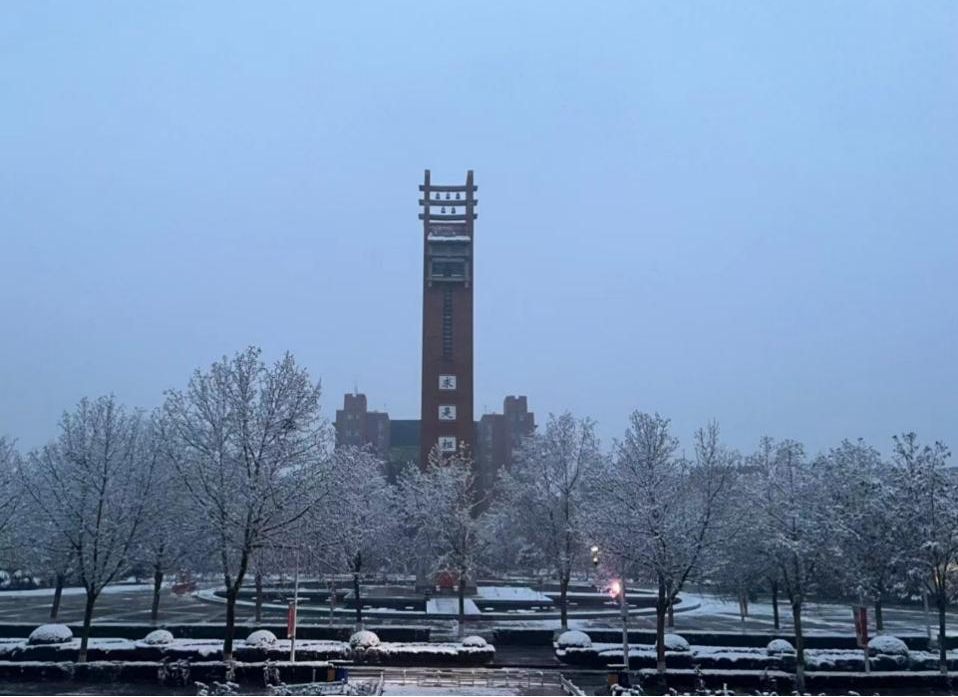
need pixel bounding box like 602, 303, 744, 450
0, 584, 953, 639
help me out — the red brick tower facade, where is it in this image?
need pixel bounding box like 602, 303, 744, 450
419, 170, 477, 467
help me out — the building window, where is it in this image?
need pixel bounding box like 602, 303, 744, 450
431, 259, 466, 280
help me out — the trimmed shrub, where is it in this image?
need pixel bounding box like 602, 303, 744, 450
766, 638, 795, 654
556, 630, 592, 649
868, 634, 909, 657
349, 630, 380, 650
461, 635, 487, 647
245, 630, 278, 647
659, 633, 690, 652
142, 630, 174, 646
27, 624, 73, 645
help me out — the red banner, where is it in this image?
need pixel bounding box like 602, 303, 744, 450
853, 606, 868, 647
287, 601, 297, 639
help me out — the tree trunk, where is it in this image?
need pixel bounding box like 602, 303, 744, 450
328, 579, 336, 627
151, 567, 164, 623
792, 601, 805, 692
49, 573, 65, 621
771, 581, 780, 630
874, 598, 884, 632
254, 572, 263, 624
655, 575, 667, 674
353, 572, 363, 629
559, 576, 569, 630
223, 585, 237, 662
457, 573, 466, 639
938, 592, 948, 674
666, 579, 675, 628
78, 590, 97, 663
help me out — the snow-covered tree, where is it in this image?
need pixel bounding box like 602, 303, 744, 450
709, 493, 773, 625
587, 414, 734, 675
398, 445, 492, 637
0, 437, 22, 560
162, 347, 333, 660
319, 445, 396, 629
891, 432, 955, 673
22, 396, 157, 661
8, 496, 76, 619
495, 412, 602, 628
825, 439, 902, 630
132, 421, 198, 623
748, 437, 838, 691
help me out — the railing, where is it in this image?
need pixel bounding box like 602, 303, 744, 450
560, 673, 586, 696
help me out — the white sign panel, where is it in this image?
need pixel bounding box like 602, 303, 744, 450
438, 436, 457, 453
438, 405, 457, 421
439, 374, 457, 390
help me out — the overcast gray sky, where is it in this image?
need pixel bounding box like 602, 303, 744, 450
1, 1, 956, 456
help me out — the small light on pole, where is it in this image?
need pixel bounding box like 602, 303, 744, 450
591, 545, 599, 567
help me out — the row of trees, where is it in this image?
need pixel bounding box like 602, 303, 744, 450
0, 348, 501, 661
499, 414, 955, 691
0, 347, 954, 691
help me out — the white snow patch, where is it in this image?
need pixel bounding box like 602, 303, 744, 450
426, 597, 480, 615
474, 586, 552, 602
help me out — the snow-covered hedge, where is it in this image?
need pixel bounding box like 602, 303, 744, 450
0, 636, 349, 663
245, 630, 278, 647
461, 635, 487, 647
556, 630, 592, 649
27, 624, 73, 645
766, 639, 795, 654
658, 633, 690, 652
349, 630, 380, 650
142, 630, 174, 646
359, 640, 494, 666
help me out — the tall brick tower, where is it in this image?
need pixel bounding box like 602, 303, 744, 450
419, 169, 477, 467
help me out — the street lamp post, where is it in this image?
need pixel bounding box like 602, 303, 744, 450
289, 547, 300, 662
590, 545, 599, 589
614, 578, 630, 673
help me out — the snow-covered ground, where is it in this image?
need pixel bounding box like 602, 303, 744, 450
474, 586, 552, 603
0, 584, 152, 598
679, 591, 951, 636
426, 597, 480, 615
